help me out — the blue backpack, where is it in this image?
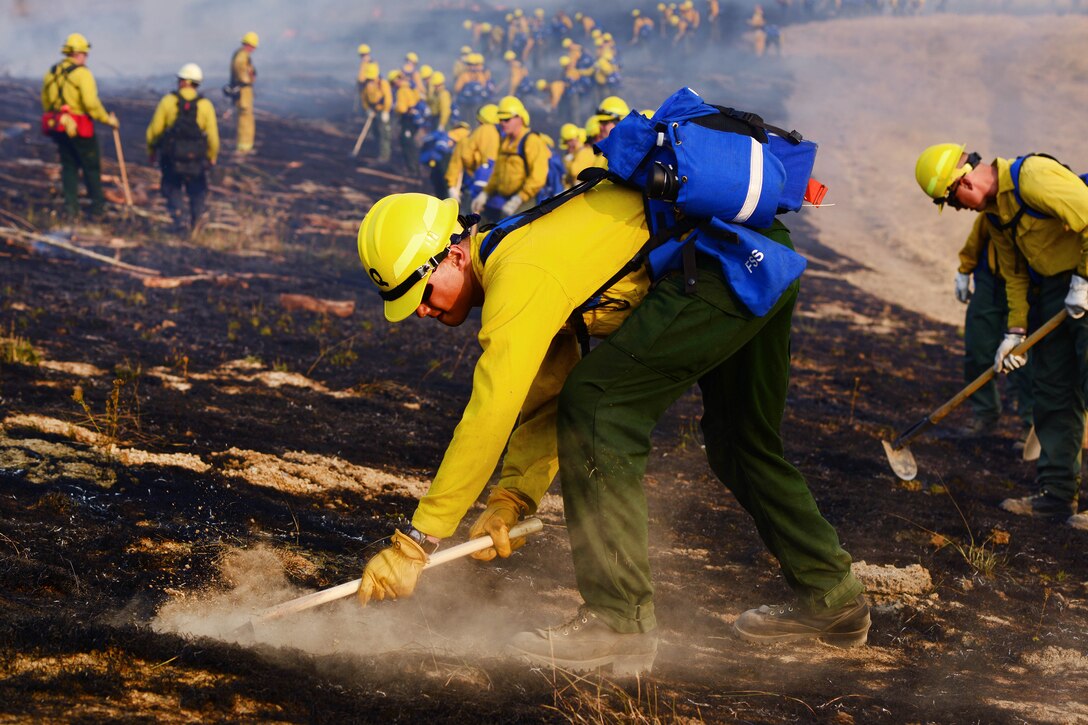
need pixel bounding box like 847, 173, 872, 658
479, 87, 825, 351
419, 129, 454, 168
537, 150, 566, 203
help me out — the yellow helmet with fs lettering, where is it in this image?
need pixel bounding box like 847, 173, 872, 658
915, 142, 970, 208
62, 33, 91, 55
496, 95, 529, 125
357, 194, 461, 322
241, 31, 260, 48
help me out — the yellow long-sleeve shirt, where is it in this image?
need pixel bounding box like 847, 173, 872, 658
564, 144, 595, 188
957, 214, 999, 277
145, 87, 220, 162
40, 59, 111, 122
428, 87, 452, 130
230, 47, 255, 87
987, 155, 1088, 329
393, 84, 420, 114
411, 183, 651, 537
485, 126, 551, 202
361, 78, 392, 113
467, 123, 500, 172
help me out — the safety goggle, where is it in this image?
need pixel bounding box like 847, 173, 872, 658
935, 151, 981, 209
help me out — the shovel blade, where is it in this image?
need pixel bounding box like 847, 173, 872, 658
882, 439, 918, 481
1022, 425, 1041, 462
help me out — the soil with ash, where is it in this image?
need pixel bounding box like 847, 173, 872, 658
1, 56, 1086, 724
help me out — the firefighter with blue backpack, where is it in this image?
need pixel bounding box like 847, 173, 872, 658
916, 144, 1088, 529
353, 88, 868, 674
146, 63, 219, 237
40, 32, 119, 221
470, 95, 551, 223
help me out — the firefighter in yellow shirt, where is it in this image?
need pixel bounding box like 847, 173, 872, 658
471, 96, 550, 223
145, 63, 219, 236
447, 103, 500, 207
390, 70, 421, 176
916, 143, 1088, 527
560, 122, 593, 189
359, 62, 393, 163
230, 31, 258, 155
40, 32, 118, 220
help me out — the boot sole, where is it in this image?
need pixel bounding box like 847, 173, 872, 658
733, 624, 869, 648
507, 645, 657, 676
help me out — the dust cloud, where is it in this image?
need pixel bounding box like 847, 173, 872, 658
152, 539, 576, 663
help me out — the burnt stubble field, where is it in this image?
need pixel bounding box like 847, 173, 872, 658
1, 68, 1087, 723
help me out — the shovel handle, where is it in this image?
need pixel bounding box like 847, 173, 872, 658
246, 517, 544, 625
111, 126, 134, 207
351, 112, 375, 157
891, 308, 1068, 449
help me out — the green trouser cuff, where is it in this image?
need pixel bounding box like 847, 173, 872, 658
815, 570, 865, 611
588, 602, 656, 634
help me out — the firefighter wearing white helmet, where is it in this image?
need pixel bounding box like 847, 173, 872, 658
145, 63, 219, 237
229, 32, 259, 155
40, 32, 118, 219
471, 95, 551, 223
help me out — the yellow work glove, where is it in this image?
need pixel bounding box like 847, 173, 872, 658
106, 112, 120, 128
357, 529, 428, 605
468, 487, 533, 562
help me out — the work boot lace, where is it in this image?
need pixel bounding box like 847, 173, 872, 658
551, 606, 594, 636
766, 603, 795, 617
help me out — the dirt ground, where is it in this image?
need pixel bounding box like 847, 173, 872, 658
2, 11, 1087, 725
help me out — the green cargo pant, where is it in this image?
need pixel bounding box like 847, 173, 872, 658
965, 263, 1033, 427
53, 134, 104, 218
1031, 272, 1088, 503
557, 223, 863, 635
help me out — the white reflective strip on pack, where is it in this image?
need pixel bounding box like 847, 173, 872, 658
731, 137, 764, 224
656, 131, 665, 147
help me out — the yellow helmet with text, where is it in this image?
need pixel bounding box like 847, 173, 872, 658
915, 142, 968, 207
62, 33, 91, 55
357, 194, 461, 322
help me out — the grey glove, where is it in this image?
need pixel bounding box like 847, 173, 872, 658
1065, 274, 1088, 319
954, 272, 972, 304
500, 196, 522, 217
993, 332, 1027, 373
446, 184, 462, 201
471, 191, 489, 214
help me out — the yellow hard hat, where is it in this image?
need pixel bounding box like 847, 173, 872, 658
462, 19, 473, 30
561, 37, 573, 48
467, 52, 484, 65
559, 55, 571, 66
505, 13, 513, 21
496, 95, 530, 125
358, 43, 371, 55
632, 8, 641, 16
535, 78, 548, 91
603, 32, 613, 41
357, 193, 460, 322
480, 22, 492, 32
477, 103, 499, 124
62, 33, 91, 55
657, 2, 666, 10
669, 15, 680, 25
405, 51, 419, 64
241, 31, 260, 48
504, 50, 517, 61
560, 122, 581, 143
584, 115, 601, 139
388, 69, 403, 81
640, 108, 655, 118
431, 71, 446, 85
363, 62, 380, 80
420, 64, 433, 79
596, 95, 630, 121
535, 8, 545, 17
460, 45, 472, 55
915, 143, 969, 205
514, 8, 523, 17
591, 28, 602, 38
